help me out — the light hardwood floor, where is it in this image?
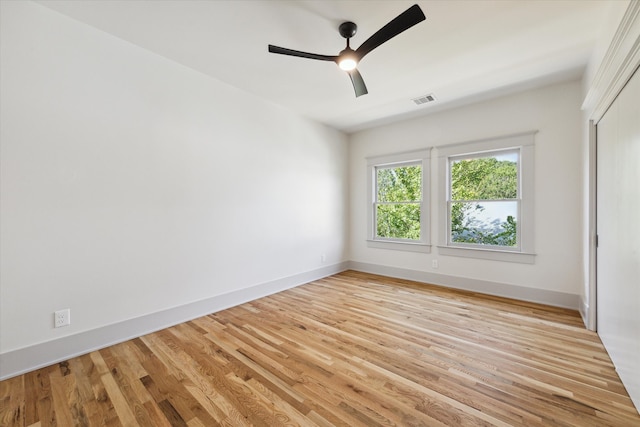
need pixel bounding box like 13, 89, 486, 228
2, 271, 639, 426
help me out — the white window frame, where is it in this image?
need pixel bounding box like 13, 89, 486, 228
437, 132, 536, 263
367, 149, 431, 253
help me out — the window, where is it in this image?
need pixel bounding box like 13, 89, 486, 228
450, 150, 519, 248
376, 163, 421, 240
367, 149, 430, 253
437, 132, 535, 263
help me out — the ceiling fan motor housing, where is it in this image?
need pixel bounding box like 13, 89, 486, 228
339, 22, 357, 39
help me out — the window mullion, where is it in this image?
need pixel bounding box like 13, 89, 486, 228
376, 201, 421, 205
451, 198, 519, 203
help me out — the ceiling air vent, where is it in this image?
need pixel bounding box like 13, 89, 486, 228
412, 93, 436, 105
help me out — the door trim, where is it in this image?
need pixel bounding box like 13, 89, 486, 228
583, 1, 640, 123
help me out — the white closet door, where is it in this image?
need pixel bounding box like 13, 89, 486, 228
596, 66, 640, 411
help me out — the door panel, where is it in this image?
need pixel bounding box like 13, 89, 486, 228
596, 66, 640, 411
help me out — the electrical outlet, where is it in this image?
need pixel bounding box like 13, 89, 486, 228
432, 260, 439, 269
54, 309, 71, 328
321, 254, 326, 263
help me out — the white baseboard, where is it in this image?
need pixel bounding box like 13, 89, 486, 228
579, 297, 590, 329
0, 262, 349, 381
348, 261, 579, 310
0, 260, 580, 380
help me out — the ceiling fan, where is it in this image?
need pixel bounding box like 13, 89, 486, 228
268, 4, 426, 98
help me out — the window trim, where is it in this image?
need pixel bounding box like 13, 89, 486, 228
367, 149, 431, 253
436, 132, 536, 263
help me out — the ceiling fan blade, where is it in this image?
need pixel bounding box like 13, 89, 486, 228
347, 68, 368, 97
355, 4, 425, 60
268, 45, 338, 62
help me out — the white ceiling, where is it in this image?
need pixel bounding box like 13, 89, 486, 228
36, 0, 609, 133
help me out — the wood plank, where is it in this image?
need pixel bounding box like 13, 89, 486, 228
100, 370, 140, 426
0, 375, 24, 427
1, 271, 639, 426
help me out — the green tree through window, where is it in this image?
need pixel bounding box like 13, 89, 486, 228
376, 164, 422, 240
450, 153, 518, 246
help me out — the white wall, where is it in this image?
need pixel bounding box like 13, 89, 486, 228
349, 80, 584, 302
0, 1, 348, 358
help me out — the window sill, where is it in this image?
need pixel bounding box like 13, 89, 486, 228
367, 240, 431, 253
437, 245, 535, 264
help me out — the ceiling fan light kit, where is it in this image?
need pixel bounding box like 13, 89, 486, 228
268, 4, 426, 97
